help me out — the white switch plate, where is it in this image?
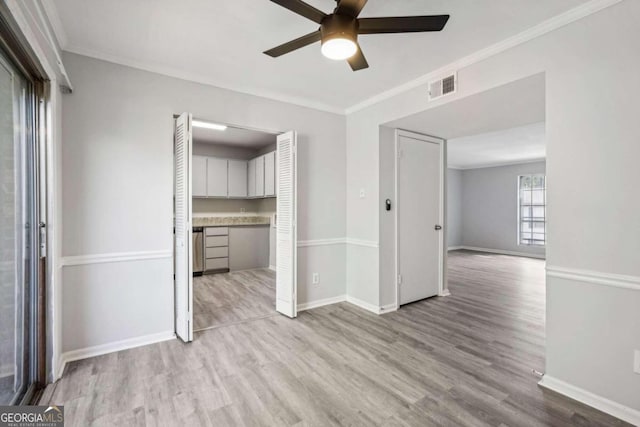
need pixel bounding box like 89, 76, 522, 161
312, 273, 319, 284
359, 189, 365, 198
634, 350, 640, 374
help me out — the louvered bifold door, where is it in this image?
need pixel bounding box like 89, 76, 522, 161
276, 131, 298, 318
174, 113, 194, 342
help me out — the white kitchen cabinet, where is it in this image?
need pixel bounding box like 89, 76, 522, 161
255, 155, 265, 197
228, 160, 248, 198
264, 151, 276, 197
207, 157, 228, 197
247, 158, 256, 198
192, 155, 207, 197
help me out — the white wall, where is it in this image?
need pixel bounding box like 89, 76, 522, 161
61, 52, 347, 354
460, 161, 546, 257
347, 0, 640, 416
447, 169, 463, 248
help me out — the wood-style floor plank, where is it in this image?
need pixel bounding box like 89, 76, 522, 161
41, 253, 631, 426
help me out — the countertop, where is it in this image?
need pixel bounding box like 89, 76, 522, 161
192, 213, 274, 227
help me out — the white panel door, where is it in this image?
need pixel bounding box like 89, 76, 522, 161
397, 131, 443, 305
264, 151, 276, 196
255, 155, 265, 197
228, 160, 248, 198
247, 158, 256, 197
276, 131, 297, 318
192, 155, 207, 197
207, 157, 228, 197
174, 112, 193, 342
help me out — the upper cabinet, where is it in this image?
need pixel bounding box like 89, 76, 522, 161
192, 150, 276, 199
207, 157, 228, 197
228, 160, 247, 198
247, 158, 256, 198
255, 155, 265, 197
264, 151, 276, 197
192, 156, 207, 197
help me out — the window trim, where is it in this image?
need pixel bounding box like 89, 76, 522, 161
517, 174, 546, 247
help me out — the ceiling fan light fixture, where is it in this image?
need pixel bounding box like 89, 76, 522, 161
321, 37, 357, 60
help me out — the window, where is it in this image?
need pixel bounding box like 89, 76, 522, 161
518, 174, 546, 246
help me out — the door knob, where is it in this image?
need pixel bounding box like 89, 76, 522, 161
434, 225, 442, 230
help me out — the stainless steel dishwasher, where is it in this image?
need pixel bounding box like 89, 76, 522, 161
192, 227, 204, 276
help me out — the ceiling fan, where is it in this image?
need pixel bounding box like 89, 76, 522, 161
263, 0, 450, 71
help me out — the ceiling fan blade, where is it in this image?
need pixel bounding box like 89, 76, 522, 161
347, 46, 369, 71
264, 31, 322, 57
358, 15, 450, 34
269, 0, 327, 24
335, 0, 368, 18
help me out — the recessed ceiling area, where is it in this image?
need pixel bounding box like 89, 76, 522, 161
386, 73, 545, 169
448, 122, 545, 169
192, 123, 277, 149
51, 0, 587, 111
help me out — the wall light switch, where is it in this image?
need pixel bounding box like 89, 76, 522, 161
634, 350, 640, 374
359, 189, 365, 199
312, 273, 319, 284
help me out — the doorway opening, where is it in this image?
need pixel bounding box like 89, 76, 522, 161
173, 114, 298, 342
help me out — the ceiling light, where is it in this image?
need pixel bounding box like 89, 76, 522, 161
321, 37, 357, 60
192, 120, 227, 131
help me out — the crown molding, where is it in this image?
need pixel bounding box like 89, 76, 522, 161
344, 0, 623, 114
63, 44, 346, 115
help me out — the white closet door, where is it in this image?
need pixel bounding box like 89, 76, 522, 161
228, 160, 248, 198
192, 155, 207, 197
264, 151, 276, 196
276, 131, 297, 318
255, 155, 265, 197
207, 157, 228, 197
174, 112, 193, 342
247, 158, 256, 197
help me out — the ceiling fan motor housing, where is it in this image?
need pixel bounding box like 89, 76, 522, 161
320, 14, 358, 45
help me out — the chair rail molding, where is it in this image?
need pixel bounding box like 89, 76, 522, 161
546, 265, 640, 291
60, 250, 173, 267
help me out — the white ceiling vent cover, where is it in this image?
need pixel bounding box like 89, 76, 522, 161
428, 72, 457, 101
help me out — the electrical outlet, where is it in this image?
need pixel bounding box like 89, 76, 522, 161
634, 350, 640, 374
359, 188, 365, 199
312, 273, 320, 285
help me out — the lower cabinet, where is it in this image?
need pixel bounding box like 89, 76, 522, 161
204, 225, 270, 274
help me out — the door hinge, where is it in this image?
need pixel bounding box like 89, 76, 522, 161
397, 274, 402, 285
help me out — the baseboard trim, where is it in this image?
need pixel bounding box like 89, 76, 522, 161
447, 246, 464, 251
297, 295, 346, 312
268, 265, 276, 272
546, 265, 640, 291
539, 375, 640, 426
58, 331, 176, 378
439, 288, 452, 297
60, 250, 172, 266
346, 295, 382, 314
456, 246, 545, 259
379, 303, 398, 314
0, 364, 13, 379
297, 238, 345, 248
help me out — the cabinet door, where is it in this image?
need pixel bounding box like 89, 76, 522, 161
228, 160, 248, 198
264, 151, 275, 197
192, 155, 207, 197
255, 155, 265, 197
207, 157, 228, 197
247, 158, 256, 197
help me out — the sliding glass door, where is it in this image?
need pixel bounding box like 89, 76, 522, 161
0, 46, 38, 405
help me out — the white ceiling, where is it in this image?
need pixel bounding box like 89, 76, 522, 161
448, 123, 546, 169
49, 0, 588, 111
192, 124, 277, 148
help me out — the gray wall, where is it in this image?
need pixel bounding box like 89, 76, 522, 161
61, 52, 347, 353
446, 169, 463, 248
459, 161, 546, 257
192, 142, 259, 160
348, 1, 640, 412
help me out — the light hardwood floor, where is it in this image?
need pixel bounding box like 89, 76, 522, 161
41, 251, 630, 426
193, 269, 276, 331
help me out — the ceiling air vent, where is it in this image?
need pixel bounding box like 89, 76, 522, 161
428, 72, 457, 101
